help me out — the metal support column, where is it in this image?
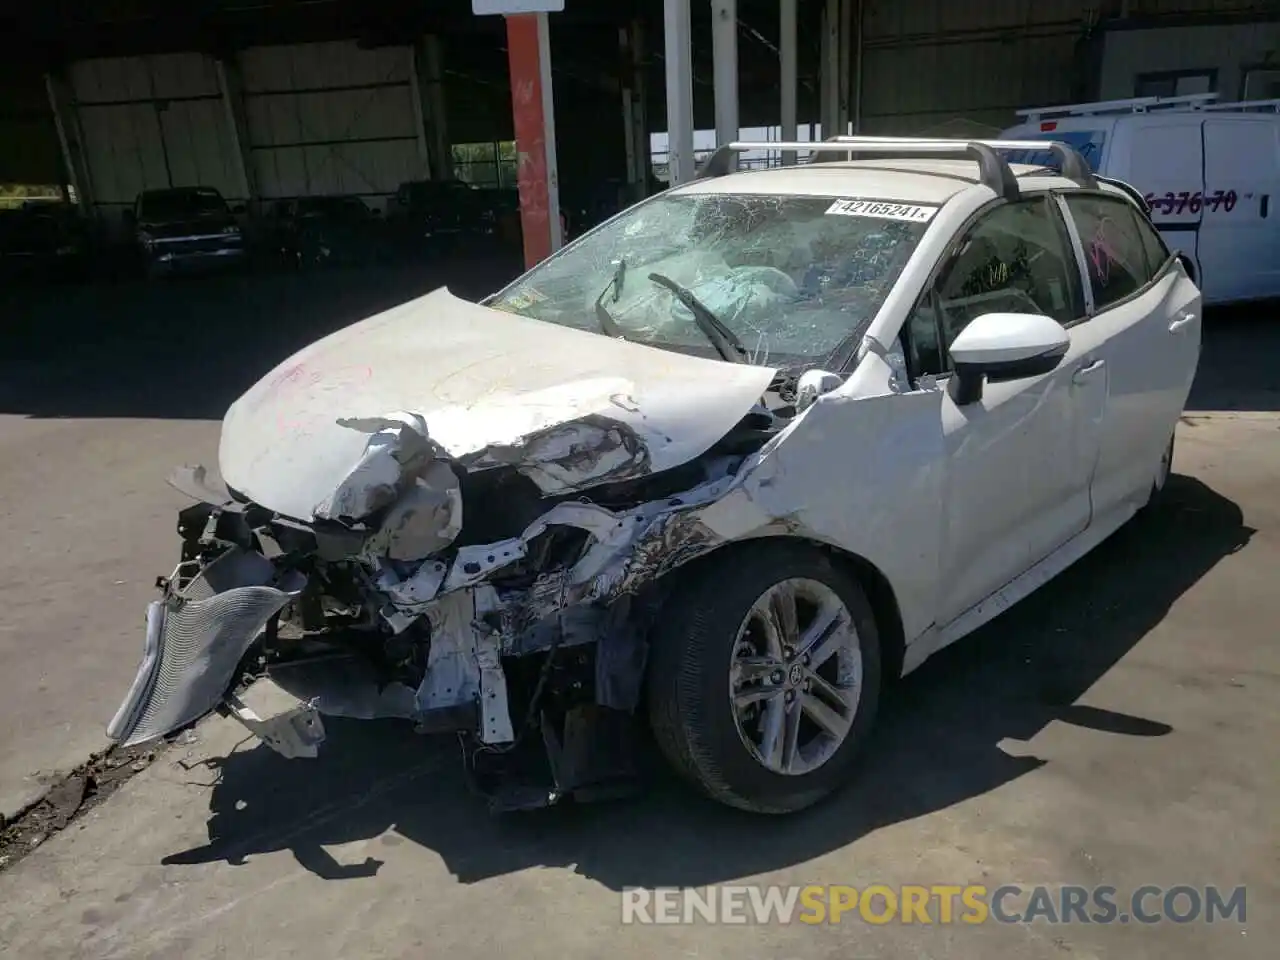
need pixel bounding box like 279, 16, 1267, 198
819, 0, 839, 138
853, 0, 865, 133
620, 20, 649, 202
663, 0, 695, 185
215, 56, 257, 207
837, 0, 852, 135
44, 70, 94, 211
407, 45, 432, 177
710, 0, 738, 147
506, 11, 562, 266
417, 35, 452, 181
780, 0, 798, 165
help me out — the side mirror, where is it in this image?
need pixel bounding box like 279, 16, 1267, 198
949, 312, 1069, 406
230, 204, 247, 215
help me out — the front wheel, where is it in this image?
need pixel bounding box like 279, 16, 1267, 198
646, 542, 882, 814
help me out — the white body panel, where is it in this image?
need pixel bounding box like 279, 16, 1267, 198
218, 288, 777, 521
1088, 266, 1202, 524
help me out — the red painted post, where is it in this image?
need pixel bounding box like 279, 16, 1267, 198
504, 12, 561, 269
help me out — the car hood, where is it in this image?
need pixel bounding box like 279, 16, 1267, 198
218, 287, 778, 520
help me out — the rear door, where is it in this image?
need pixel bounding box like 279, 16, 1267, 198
1105, 116, 1205, 288
1198, 117, 1280, 303
1059, 191, 1201, 522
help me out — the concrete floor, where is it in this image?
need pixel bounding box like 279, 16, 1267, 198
0, 271, 1277, 958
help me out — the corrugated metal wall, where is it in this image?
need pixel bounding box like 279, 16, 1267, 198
71, 54, 242, 209
1100, 21, 1280, 99
239, 41, 426, 202
859, 0, 1091, 134
856, 0, 1275, 135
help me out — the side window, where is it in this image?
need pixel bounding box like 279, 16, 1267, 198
1062, 194, 1156, 309
1135, 210, 1171, 277
905, 196, 1083, 378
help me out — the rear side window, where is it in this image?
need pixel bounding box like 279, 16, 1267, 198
1135, 212, 1171, 276
1062, 195, 1157, 309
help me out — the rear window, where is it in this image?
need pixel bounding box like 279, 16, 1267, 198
1003, 129, 1108, 172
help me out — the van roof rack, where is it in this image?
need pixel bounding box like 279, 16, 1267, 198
693, 135, 1097, 200
1200, 98, 1280, 113
1017, 93, 1221, 120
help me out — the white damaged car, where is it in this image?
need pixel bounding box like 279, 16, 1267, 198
107, 138, 1201, 814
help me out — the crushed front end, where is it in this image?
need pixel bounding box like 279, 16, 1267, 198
107, 406, 781, 810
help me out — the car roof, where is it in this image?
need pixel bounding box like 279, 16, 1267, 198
671, 158, 1083, 204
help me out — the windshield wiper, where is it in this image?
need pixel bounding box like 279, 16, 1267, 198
594, 258, 628, 339
647, 271, 748, 363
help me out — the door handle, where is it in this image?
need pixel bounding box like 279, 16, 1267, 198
1169, 312, 1196, 334
1072, 358, 1105, 385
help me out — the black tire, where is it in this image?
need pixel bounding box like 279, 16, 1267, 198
646, 541, 882, 814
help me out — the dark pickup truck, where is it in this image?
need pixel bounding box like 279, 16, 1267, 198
0, 201, 93, 282
264, 195, 388, 269
386, 179, 520, 253
126, 186, 247, 278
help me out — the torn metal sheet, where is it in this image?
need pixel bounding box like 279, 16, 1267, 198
218, 287, 776, 520
225, 681, 326, 759
267, 657, 420, 721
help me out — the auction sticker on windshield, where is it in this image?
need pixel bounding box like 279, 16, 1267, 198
825, 198, 938, 223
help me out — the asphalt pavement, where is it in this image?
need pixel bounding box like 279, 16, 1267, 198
0, 271, 1276, 959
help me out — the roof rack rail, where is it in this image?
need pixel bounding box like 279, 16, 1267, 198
1200, 98, 1280, 113
1016, 93, 1219, 120
817, 135, 1098, 189
694, 138, 1022, 200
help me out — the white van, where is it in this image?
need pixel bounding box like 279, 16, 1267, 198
1000, 93, 1280, 306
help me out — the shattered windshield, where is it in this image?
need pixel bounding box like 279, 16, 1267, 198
488, 191, 931, 369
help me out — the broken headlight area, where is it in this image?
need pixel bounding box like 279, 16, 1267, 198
107, 406, 784, 811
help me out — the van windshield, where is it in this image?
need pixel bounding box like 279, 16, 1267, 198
1004, 130, 1108, 171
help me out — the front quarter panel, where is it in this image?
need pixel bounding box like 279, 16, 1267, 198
696, 366, 945, 649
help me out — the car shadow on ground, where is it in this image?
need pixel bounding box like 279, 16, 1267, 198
161, 473, 1252, 889
0, 256, 523, 421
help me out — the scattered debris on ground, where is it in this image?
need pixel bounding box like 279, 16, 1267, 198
0, 742, 165, 874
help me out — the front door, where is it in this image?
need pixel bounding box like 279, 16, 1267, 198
903, 195, 1106, 627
